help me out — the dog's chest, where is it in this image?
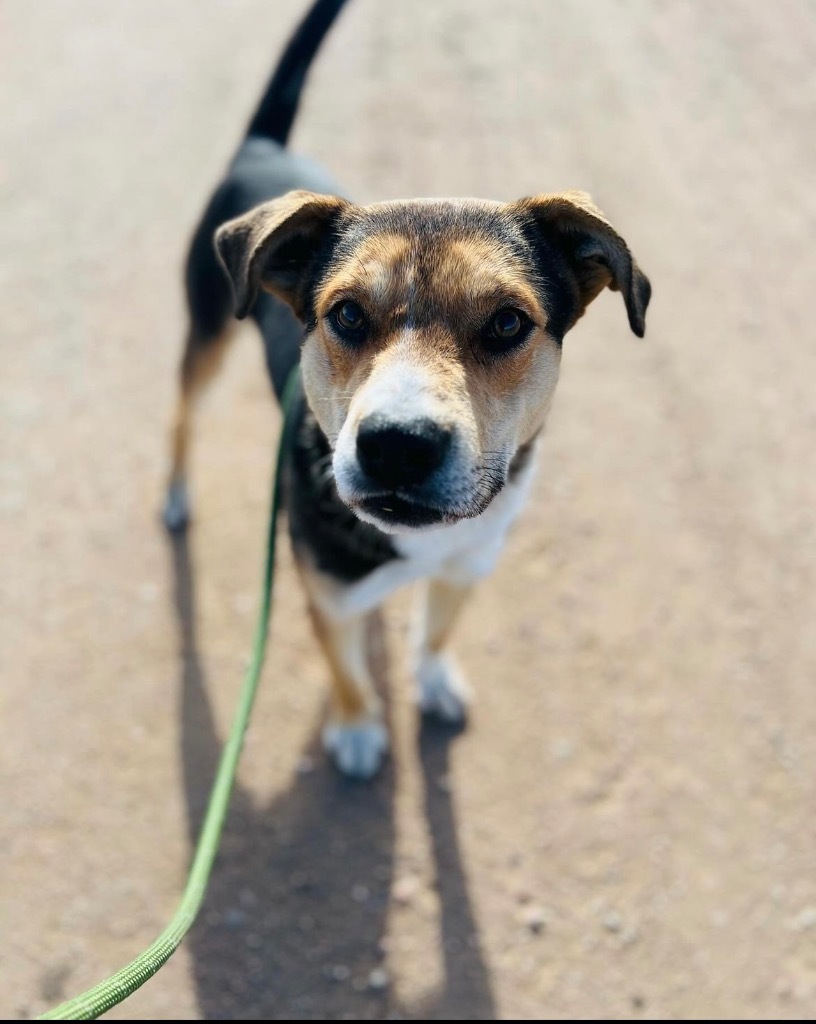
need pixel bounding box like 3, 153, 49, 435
310, 460, 535, 621
392, 456, 537, 581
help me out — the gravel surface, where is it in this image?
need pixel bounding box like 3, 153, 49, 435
3, 1, 816, 1018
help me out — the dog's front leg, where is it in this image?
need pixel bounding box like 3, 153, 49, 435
413, 577, 474, 725
299, 570, 388, 779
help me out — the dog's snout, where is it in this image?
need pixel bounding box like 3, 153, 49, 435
356, 416, 452, 489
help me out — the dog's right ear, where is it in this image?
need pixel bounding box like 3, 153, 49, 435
215, 190, 348, 320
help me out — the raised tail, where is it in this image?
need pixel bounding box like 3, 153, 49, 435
246, 0, 350, 146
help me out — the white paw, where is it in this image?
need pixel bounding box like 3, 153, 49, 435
162, 480, 190, 533
323, 719, 389, 779
416, 653, 470, 724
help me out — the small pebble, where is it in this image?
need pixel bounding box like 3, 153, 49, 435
552, 738, 575, 761
392, 875, 420, 906
368, 966, 390, 991
352, 883, 370, 903
138, 582, 159, 604
521, 906, 549, 935
239, 887, 257, 908
603, 910, 623, 933
223, 908, 246, 930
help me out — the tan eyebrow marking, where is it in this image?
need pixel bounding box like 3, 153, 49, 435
317, 228, 549, 337
440, 238, 545, 320
318, 233, 412, 316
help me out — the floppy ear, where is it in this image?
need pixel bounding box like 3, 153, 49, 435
214, 190, 348, 319
512, 191, 651, 337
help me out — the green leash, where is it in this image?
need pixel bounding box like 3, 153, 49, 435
38, 367, 301, 1021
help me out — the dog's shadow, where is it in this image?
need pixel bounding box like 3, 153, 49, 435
171, 534, 496, 1020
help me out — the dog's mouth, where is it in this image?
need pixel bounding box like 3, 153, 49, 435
356, 494, 450, 529
334, 447, 511, 534
351, 473, 507, 532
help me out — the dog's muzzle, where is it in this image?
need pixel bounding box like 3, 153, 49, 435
347, 414, 456, 528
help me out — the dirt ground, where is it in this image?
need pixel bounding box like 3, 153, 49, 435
2, 0, 816, 1019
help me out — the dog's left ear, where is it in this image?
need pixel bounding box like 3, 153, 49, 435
511, 191, 651, 337
215, 190, 349, 320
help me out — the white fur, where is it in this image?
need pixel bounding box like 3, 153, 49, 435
415, 651, 470, 723
323, 719, 388, 779
308, 448, 538, 621
332, 339, 481, 514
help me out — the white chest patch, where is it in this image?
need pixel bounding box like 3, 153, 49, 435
309, 452, 538, 621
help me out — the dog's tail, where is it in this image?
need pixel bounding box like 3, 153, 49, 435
246, 0, 350, 146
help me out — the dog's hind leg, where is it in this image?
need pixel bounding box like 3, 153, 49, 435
163, 195, 240, 534
163, 324, 235, 533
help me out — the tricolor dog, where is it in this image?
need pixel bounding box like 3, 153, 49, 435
164, 0, 651, 778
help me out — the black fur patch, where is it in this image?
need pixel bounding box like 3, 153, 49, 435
514, 220, 580, 344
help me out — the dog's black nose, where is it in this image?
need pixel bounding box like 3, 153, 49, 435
356, 416, 452, 490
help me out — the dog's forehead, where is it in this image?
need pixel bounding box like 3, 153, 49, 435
336, 197, 528, 259
316, 198, 541, 317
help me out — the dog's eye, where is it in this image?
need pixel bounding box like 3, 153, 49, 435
331, 299, 368, 337
484, 308, 532, 352
491, 309, 523, 339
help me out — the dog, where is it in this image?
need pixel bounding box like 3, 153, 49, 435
163, 0, 651, 779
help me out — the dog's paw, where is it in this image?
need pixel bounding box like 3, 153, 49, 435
162, 480, 190, 534
323, 718, 389, 779
416, 652, 470, 725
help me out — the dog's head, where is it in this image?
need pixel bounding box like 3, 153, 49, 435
216, 191, 650, 533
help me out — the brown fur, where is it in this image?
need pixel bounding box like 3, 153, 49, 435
168, 325, 236, 491
419, 578, 473, 657
297, 559, 381, 725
